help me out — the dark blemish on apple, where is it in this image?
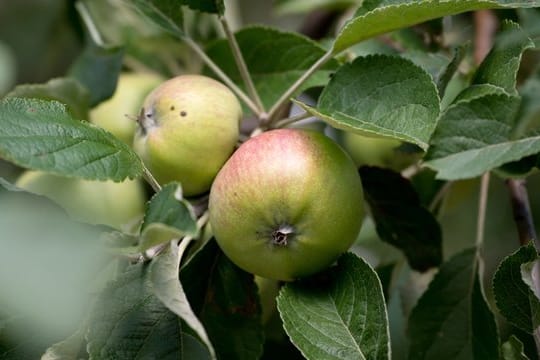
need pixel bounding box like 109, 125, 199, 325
180, 111, 187, 117
170, 105, 175, 111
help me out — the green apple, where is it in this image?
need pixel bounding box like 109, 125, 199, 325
134, 75, 242, 196
209, 129, 364, 281
90, 72, 164, 144
16, 170, 146, 229
342, 132, 421, 171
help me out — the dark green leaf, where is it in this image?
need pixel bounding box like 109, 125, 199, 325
127, 0, 184, 37
6, 78, 90, 120
69, 44, 124, 107
493, 243, 540, 333
274, 0, 357, 14
299, 55, 439, 150
502, 335, 530, 360
139, 183, 198, 251
333, 0, 540, 53
277, 253, 390, 360
87, 263, 212, 360
149, 241, 216, 358
437, 44, 468, 99
180, 240, 264, 360
408, 248, 499, 360
0, 97, 143, 182
205, 26, 339, 110
182, 0, 224, 14
359, 167, 442, 272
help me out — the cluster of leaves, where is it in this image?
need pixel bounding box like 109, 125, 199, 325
1, 0, 540, 359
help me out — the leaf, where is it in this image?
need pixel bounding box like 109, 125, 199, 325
359, 167, 442, 272
277, 253, 390, 360
6, 77, 90, 120
502, 335, 530, 360
41, 328, 85, 360
515, 66, 540, 136
139, 183, 198, 251
274, 0, 357, 14
127, 0, 185, 37
299, 55, 439, 150
149, 240, 216, 359
69, 44, 124, 107
87, 263, 212, 360
521, 259, 540, 299
333, 0, 540, 54
408, 248, 499, 359
493, 243, 540, 334
437, 44, 468, 99
182, 0, 224, 14
0, 97, 143, 182
205, 26, 339, 109
180, 240, 264, 360
472, 21, 534, 95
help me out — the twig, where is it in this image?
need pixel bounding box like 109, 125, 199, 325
75, 1, 106, 47
507, 179, 539, 248
219, 16, 265, 114
475, 173, 491, 248
265, 50, 334, 125
142, 165, 162, 193
182, 36, 261, 116
428, 181, 453, 213
473, 10, 498, 64
271, 111, 312, 129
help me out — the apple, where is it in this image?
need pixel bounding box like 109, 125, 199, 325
16, 170, 146, 230
342, 132, 421, 171
134, 75, 242, 196
90, 72, 164, 144
208, 129, 364, 281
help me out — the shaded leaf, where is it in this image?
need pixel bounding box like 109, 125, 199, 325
493, 243, 540, 333
127, 0, 185, 37
274, 0, 357, 14
408, 248, 499, 359
41, 328, 85, 360
299, 55, 439, 150
277, 253, 390, 360
180, 240, 264, 360
333, 0, 540, 53
359, 167, 442, 272
437, 44, 468, 99
87, 263, 212, 360
206, 26, 339, 110
0, 97, 143, 182
6, 78, 90, 120
69, 44, 124, 107
502, 335, 530, 360
149, 241, 216, 359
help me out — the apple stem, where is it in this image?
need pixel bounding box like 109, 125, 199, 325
475, 172, 490, 249
506, 179, 539, 248
265, 49, 334, 125
182, 36, 262, 117
142, 165, 162, 193
271, 111, 312, 129
219, 16, 265, 114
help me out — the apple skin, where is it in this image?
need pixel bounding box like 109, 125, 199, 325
90, 72, 164, 144
16, 170, 146, 230
209, 129, 364, 281
342, 132, 420, 171
134, 75, 242, 196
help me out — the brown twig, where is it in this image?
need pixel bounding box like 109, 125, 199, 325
507, 179, 539, 248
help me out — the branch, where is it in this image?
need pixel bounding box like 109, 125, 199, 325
507, 179, 539, 248
475, 173, 491, 248
142, 165, 162, 193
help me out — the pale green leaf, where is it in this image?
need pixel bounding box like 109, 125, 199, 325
408, 248, 499, 359
333, 0, 540, 54
502, 335, 529, 360
277, 253, 390, 360
41, 328, 85, 360
0, 97, 143, 182
298, 55, 439, 150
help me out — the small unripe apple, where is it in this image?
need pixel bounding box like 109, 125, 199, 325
134, 75, 242, 196
342, 132, 421, 171
16, 171, 146, 229
209, 129, 364, 281
90, 72, 164, 144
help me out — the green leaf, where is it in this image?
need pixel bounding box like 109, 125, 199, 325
127, 0, 185, 37
139, 183, 198, 251
205, 26, 339, 109
87, 263, 212, 359
149, 241, 216, 359
515, 66, 540, 136
182, 0, 224, 14
493, 243, 540, 334
502, 335, 530, 360
277, 253, 390, 360
180, 240, 264, 360
274, 0, 357, 14
0, 97, 143, 182
408, 248, 499, 359
6, 78, 90, 120
472, 21, 534, 95
41, 328, 86, 360
437, 44, 468, 99
69, 44, 124, 107
299, 55, 439, 150
359, 167, 442, 272
333, 0, 540, 54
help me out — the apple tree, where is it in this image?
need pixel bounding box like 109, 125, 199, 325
1, 0, 540, 359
